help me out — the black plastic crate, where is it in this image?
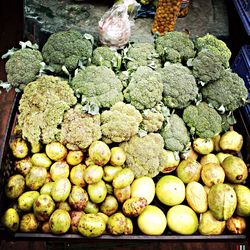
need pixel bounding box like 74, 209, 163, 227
232, 45, 250, 128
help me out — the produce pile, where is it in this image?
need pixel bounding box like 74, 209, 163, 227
1, 30, 250, 237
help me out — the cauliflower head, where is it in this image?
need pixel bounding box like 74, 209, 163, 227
183, 102, 222, 138
141, 109, 164, 133
191, 50, 225, 84
123, 66, 163, 110
42, 29, 93, 74
201, 70, 248, 112
159, 63, 198, 109
155, 31, 196, 63
125, 42, 161, 70
120, 133, 165, 178
58, 104, 102, 150
5, 48, 43, 89
18, 76, 77, 147
71, 65, 124, 108
101, 102, 142, 144
194, 34, 231, 68
160, 114, 190, 152
91, 46, 122, 70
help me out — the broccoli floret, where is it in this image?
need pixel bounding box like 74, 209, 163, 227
125, 42, 161, 70
120, 133, 165, 178
42, 29, 93, 74
123, 66, 163, 110
71, 65, 124, 109
101, 102, 142, 144
5, 48, 43, 89
183, 102, 222, 138
18, 76, 77, 147
155, 31, 196, 63
159, 63, 198, 109
91, 46, 122, 70
160, 114, 190, 152
201, 70, 248, 112
190, 50, 225, 84
194, 34, 231, 68
141, 109, 164, 133
57, 104, 102, 150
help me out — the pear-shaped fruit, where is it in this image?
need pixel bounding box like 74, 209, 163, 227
233, 185, 250, 217
160, 149, 180, 173
45, 142, 67, 161
100, 195, 119, 216
193, 138, 214, 155
49, 209, 71, 234
110, 147, 126, 166
66, 150, 84, 166
1, 208, 19, 232
219, 131, 243, 153
20, 213, 39, 232
5, 174, 25, 199
226, 216, 246, 234
88, 141, 111, 166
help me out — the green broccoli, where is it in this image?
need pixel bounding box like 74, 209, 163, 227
123, 66, 163, 110
71, 65, 124, 109
124, 42, 161, 71
57, 104, 102, 150
4, 48, 43, 89
220, 112, 237, 132
120, 133, 165, 178
183, 102, 222, 138
160, 113, 190, 152
42, 29, 93, 74
194, 34, 231, 68
190, 49, 225, 84
91, 46, 122, 71
155, 31, 196, 63
201, 70, 248, 112
18, 76, 77, 147
159, 63, 198, 109
101, 102, 142, 144
141, 109, 164, 133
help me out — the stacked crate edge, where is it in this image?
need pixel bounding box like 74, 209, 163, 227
232, 44, 250, 126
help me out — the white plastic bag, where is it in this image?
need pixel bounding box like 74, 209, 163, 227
98, 0, 140, 49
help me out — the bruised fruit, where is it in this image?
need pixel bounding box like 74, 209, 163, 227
110, 147, 126, 166
124, 217, 133, 235
226, 216, 246, 234
88, 180, 107, 204
70, 211, 84, 233
2, 208, 19, 232
219, 131, 243, 153
84, 165, 104, 184
84, 200, 99, 214
5, 174, 25, 199
40, 182, 54, 196
186, 181, 208, 213
66, 150, 84, 166
69, 186, 89, 211
167, 205, 198, 235
122, 197, 147, 217
107, 212, 126, 235
51, 178, 71, 202
97, 212, 109, 225
15, 157, 32, 176
114, 185, 131, 203
200, 154, 220, 166
137, 205, 166, 235
180, 146, 198, 161
222, 156, 248, 184
112, 168, 134, 189
156, 175, 185, 206
103, 166, 122, 182
26, 166, 47, 190
42, 221, 51, 233
18, 191, 39, 212
33, 194, 55, 221
45, 142, 67, 161
10, 138, 29, 159
20, 213, 39, 232
208, 183, 237, 220
70, 164, 86, 187
193, 138, 214, 155
31, 153, 52, 169
57, 201, 71, 212
50, 161, 70, 181
49, 209, 71, 234
160, 149, 180, 173
198, 210, 226, 235
88, 141, 111, 166
78, 213, 106, 237
100, 195, 118, 216
201, 163, 225, 187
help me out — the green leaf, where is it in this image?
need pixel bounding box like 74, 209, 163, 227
0, 81, 12, 92
83, 33, 94, 44
1, 48, 16, 59
82, 101, 100, 115
19, 41, 39, 50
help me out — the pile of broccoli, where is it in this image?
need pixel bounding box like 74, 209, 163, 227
2, 30, 249, 179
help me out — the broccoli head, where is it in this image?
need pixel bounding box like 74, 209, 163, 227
141, 109, 164, 133
201, 70, 248, 112
18, 76, 77, 147
42, 29, 93, 74
91, 46, 122, 70
160, 114, 190, 152
183, 102, 222, 138
100, 102, 142, 144
125, 42, 161, 71
120, 133, 164, 178
71, 65, 124, 108
155, 31, 196, 63
57, 104, 102, 150
159, 63, 198, 109
123, 66, 163, 110
190, 50, 225, 84
5, 48, 43, 89
194, 34, 231, 68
